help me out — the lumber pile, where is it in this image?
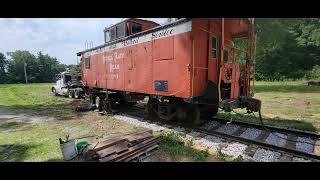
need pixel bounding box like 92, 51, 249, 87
82, 130, 162, 162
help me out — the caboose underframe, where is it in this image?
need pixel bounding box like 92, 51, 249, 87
77, 18, 261, 125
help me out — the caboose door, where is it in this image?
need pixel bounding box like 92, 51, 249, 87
207, 19, 220, 85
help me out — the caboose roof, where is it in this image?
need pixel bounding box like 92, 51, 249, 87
76, 18, 253, 56
77, 18, 190, 56
103, 18, 160, 32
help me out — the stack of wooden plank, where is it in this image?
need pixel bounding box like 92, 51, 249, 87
82, 130, 162, 162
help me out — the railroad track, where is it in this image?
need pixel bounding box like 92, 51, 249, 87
118, 105, 320, 162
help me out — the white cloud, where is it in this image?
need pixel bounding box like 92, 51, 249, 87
0, 18, 167, 65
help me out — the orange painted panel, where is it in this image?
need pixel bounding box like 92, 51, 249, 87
153, 36, 174, 61
125, 42, 153, 93
152, 32, 192, 98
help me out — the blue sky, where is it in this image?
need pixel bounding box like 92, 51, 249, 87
0, 18, 167, 65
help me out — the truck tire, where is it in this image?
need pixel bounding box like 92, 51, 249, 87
68, 90, 74, 98
74, 89, 80, 99
95, 96, 102, 111
52, 87, 58, 96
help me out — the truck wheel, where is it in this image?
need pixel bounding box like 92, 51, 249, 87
52, 88, 58, 96
68, 90, 74, 98
95, 96, 102, 111
74, 89, 80, 99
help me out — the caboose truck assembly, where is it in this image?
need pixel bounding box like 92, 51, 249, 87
51, 70, 84, 99
76, 18, 261, 125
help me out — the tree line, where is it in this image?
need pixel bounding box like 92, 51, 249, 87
0, 50, 80, 84
255, 18, 320, 81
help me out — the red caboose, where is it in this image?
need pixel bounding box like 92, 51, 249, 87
77, 18, 260, 124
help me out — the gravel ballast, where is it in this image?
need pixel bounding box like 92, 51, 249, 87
221, 142, 248, 158
193, 135, 223, 151
296, 137, 315, 153
201, 121, 220, 130
216, 124, 240, 135
292, 157, 312, 162
240, 128, 262, 140
113, 114, 314, 162
251, 148, 281, 162
265, 132, 287, 147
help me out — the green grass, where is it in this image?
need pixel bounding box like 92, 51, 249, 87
217, 80, 320, 132
0, 123, 64, 162
0, 83, 61, 107
215, 147, 245, 162
1, 81, 320, 162
0, 83, 79, 120
159, 132, 209, 162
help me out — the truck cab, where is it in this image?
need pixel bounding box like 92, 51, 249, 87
51, 70, 83, 98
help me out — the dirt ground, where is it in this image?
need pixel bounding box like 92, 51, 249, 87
0, 104, 218, 162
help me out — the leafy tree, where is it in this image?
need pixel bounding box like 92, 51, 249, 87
0, 52, 8, 83
4, 50, 74, 84
305, 65, 320, 80
6, 50, 37, 83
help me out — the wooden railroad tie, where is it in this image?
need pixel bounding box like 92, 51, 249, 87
82, 129, 162, 162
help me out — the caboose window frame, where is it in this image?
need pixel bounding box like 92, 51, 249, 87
110, 27, 116, 41
116, 22, 126, 39
84, 57, 90, 69
131, 22, 142, 34
104, 29, 111, 43
211, 33, 218, 59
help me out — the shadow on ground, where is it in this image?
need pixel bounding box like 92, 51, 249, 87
216, 112, 318, 132
0, 144, 37, 162
0, 121, 33, 132
254, 84, 320, 93
0, 99, 88, 121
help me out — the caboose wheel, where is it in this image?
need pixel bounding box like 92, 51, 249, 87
74, 89, 80, 99
200, 105, 219, 119
145, 98, 158, 121
95, 96, 102, 111
187, 105, 201, 125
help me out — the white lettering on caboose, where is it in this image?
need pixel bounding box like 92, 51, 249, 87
151, 29, 174, 39
109, 63, 120, 73
83, 20, 192, 57
103, 52, 125, 62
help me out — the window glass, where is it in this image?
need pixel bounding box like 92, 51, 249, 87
132, 22, 142, 34
105, 30, 110, 42
110, 27, 116, 41
116, 22, 126, 38
85, 57, 90, 69
223, 49, 229, 62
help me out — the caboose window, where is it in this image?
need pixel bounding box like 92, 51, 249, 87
211, 34, 218, 58
116, 22, 126, 38
110, 27, 116, 41
85, 57, 90, 69
104, 30, 110, 43
132, 22, 142, 34
223, 49, 229, 62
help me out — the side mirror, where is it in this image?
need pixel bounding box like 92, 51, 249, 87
56, 74, 62, 80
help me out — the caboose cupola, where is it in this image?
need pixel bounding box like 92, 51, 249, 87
103, 18, 160, 43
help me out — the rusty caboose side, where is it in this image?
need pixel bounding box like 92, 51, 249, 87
77, 18, 260, 124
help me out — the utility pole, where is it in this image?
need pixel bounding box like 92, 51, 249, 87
24, 62, 28, 84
